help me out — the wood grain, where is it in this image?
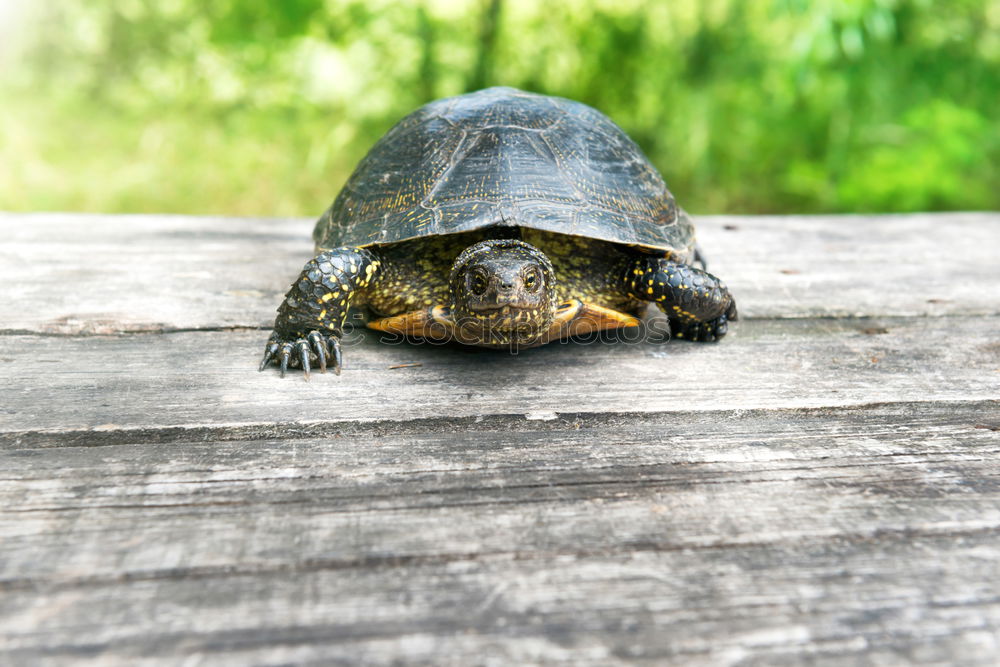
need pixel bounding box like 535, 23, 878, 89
1, 212, 998, 335
1, 314, 999, 446
1, 212, 999, 665
2, 402, 999, 664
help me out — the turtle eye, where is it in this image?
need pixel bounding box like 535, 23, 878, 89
523, 270, 539, 292
469, 272, 488, 296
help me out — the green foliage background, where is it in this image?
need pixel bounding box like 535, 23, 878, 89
1, 0, 997, 216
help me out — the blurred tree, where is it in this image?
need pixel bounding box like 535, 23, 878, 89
0, 0, 996, 216
468, 0, 503, 91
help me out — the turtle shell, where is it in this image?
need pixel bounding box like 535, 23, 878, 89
314, 87, 693, 254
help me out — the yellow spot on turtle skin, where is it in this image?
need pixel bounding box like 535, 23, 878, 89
341, 285, 349, 291
647, 287, 654, 295
319, 309, 327, 319
320, 293, 335, 302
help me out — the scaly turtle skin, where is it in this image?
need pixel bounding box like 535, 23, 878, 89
260, 87, 737, 378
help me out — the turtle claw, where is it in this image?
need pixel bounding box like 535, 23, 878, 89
308, 332, 327, 373
671, 298, 737, 342
674, 309, 734, 342
725, 299, 739, 322
279, 343, 292, 377
674, 317, 720, 342
328, 336, 342, 376
260, 331, 343, 379
258, 341, 280, 372
297, 340, 312, 379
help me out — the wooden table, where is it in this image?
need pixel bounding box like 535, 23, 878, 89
2, 212, 998, 665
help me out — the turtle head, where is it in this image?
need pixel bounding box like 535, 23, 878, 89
448, 239, 557, 346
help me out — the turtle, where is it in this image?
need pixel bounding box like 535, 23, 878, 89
260, 87, 737, 378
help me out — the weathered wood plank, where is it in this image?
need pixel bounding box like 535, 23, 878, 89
3, 401, 998, 580
1, 212, 998, 335
2, 212, 999, 665
2, 534, 999, 665
0, 213, 304, 334
1, 315, 998, 445
1, 402, 998, 664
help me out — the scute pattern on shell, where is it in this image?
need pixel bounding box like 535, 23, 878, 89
314, 87, 693, 253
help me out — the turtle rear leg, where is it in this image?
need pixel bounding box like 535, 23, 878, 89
260, 246, 382, 378
693, 245, 708, 270
623, 256, 737, 342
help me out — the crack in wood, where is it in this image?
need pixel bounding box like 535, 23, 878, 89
3, 400, 998, 449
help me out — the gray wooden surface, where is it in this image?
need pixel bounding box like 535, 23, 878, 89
1, 212, 999, 665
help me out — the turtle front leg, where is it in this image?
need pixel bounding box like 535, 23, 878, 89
624, 256, 738, 342
260, 246, 382, 378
